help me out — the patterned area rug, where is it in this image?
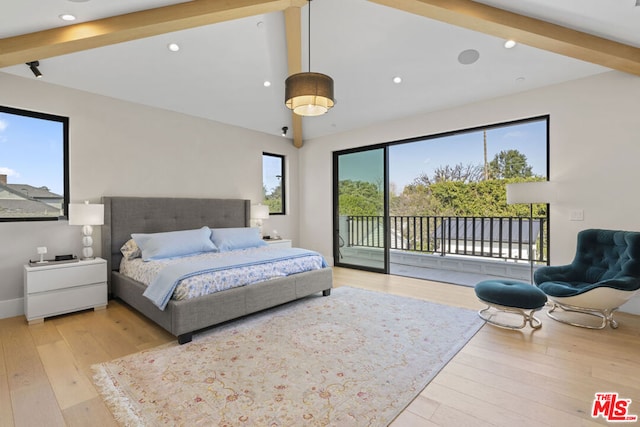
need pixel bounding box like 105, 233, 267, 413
93, 287, 484, 426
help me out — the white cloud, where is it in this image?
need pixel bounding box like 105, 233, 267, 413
0, 167, 19, 178
0, 119, 8, 132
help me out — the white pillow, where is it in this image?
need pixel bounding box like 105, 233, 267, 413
132, 226, 218, 261
120, 238, 141, 260
209, 227, 267, 252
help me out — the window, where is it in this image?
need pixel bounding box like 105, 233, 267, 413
334, 116, 550, 275
262, 152, 285, 215
0, 106, 69, 221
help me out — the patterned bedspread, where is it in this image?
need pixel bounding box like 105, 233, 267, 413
119, 246, 326, 302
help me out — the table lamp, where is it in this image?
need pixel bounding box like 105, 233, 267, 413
68, 201, 104, 259
251, 204, 270, 238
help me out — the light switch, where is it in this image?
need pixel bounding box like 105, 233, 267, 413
570, 210, 584, 221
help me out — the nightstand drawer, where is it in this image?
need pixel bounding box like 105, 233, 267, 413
25, 282, 107, 321
264, 239, 292, 248
26, 262, 106, 293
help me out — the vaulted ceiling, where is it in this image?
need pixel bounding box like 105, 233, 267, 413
2, 0, 639, 147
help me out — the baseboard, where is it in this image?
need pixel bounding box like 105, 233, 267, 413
0, 297, 24, 319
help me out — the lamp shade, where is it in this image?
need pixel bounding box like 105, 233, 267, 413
506, 181, 557, 205
68, 201, 104, 225
285, 72, 335, 116
251, 204, 270, 220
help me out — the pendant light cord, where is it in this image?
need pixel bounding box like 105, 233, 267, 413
308, 0, 312, 72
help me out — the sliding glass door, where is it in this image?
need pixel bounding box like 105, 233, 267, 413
333, 147, 387, 272
333, 116, 549, 281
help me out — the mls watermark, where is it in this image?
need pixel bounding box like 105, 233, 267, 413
592, 393, 638, 422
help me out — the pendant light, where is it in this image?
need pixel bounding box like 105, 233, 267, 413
285, 0, 335, 116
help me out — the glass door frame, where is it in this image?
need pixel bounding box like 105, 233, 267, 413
332, 145, 390, 274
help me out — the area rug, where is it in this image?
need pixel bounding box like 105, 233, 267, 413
92, 286, 484, 426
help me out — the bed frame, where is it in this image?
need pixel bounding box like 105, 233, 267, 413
101, 196, 332, 344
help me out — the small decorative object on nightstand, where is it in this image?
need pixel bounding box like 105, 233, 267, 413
264, 238, 292, 248
36, 246, 47, 263
23, 257, 107, 324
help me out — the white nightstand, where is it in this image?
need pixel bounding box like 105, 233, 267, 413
264, 238, 292, 248
23, 257, 108, 325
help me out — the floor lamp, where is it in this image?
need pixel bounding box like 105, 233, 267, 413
506, 182, 556, 284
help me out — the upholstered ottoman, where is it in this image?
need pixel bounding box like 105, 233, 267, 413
475, 279, 548, 329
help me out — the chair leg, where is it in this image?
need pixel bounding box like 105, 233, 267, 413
478, 303, 543, 330
546, 302, 620, 329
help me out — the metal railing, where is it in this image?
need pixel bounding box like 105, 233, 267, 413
344, 215, 549, 263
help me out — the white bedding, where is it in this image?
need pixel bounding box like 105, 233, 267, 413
120, 246, 326, 301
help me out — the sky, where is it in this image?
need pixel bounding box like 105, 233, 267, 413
0, 111, 65, 196
263, 154, 283, 195
339, 119, 548, 193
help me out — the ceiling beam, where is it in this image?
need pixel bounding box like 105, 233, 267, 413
368, 0, 640, 76
0, 0, 307, 68
284, 6, 304, 148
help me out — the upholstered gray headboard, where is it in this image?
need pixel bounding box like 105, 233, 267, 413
101, 197, 251, 289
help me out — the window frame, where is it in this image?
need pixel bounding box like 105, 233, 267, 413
0, 105, 69, 222
332, 115, 550, 273
262, 152, 286, 215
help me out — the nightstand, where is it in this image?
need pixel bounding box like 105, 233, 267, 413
264, 238, 292, 248
23, 257, 108, 324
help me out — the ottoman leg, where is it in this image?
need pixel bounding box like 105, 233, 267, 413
479, 302, 543, 330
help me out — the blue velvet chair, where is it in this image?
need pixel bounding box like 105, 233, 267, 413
534, 229, 640, 329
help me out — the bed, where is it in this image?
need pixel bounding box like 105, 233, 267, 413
101, 196, 333, 344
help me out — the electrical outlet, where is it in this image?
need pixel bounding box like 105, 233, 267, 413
570, 210, 584, 221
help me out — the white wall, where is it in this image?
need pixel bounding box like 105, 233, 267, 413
0, 72, 299, 318
298, 70, 640, 314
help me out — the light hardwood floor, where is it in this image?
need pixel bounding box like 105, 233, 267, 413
1, 267, 639, 426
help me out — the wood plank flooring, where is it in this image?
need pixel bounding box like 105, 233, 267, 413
1, 267, 639, 426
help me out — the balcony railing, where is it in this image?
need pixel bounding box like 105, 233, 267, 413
343, 215, 549, 263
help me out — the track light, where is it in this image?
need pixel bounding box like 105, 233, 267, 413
281, 126, 288, 137
26, 61, 42, 79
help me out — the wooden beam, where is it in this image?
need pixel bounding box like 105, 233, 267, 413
284, 6, 304, 148
368, 0, 640, 76
0, 0, 307, 68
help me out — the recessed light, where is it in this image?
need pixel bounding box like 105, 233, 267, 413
393, 76, 402, 84
59, 14, 77, 21
516, 76, 526, 83
167, 43, 180, 52
263, 81, 272, 87
504, 40, 517, 49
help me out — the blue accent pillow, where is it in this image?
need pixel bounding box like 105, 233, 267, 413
209, 227, 267, 252
132, 226, 218, 261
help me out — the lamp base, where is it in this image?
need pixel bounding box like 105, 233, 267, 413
81, 225, 95, 260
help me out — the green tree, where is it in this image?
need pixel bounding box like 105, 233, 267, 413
338, 180, 383, 216
263, 183, 282, 213
488, 149, 533, 179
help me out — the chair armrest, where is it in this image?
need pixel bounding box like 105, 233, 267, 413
597, 277, 640, 292
534, 264, 581, 284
